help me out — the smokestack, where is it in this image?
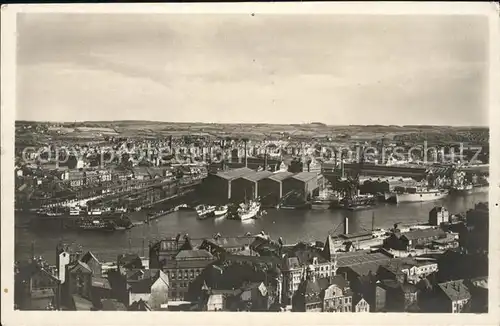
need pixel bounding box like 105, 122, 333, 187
244, 140, 248, 168
344, 216, 349, 235
334, 151, 338, 171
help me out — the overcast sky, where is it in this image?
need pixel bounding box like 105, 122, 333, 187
16, 14, 489, 126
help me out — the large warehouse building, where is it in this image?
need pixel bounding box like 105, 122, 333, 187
257, 171, 294, 207
199, 167, 255, 204
282, 172, 319, 201
230, 170, 274, 203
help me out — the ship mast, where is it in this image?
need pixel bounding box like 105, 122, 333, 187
371, 212, 375, 232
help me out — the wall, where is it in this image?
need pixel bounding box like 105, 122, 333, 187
231, 178, 257, 202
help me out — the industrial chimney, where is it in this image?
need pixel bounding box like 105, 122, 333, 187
344, 216, 349, 235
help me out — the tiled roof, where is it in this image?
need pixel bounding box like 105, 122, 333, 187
267, 171, 293, 182
242, 171, 274, 182
291, 172, 317, 182
438, 280, 471, 302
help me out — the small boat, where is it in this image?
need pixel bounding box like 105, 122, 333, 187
176, 204, 193, 211
214, 206, 228, 217
195, 205, 216, 220
237, 200, 261, 221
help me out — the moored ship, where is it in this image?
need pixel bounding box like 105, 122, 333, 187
337, 193, 377, 211
214, 205, 228, 217
195, 204, 216, 220
310, 188, 340, 210
391, 187, 449, 204
75, 218, 117, 232
237, 200, 261, 221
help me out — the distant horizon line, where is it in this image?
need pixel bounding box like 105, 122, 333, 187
15, 119, 489, 128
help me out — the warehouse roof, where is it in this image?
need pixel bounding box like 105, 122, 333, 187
242, 171, 273, 182
336, 251, 392, 268
291, 172, 317, 182
400, 228, 445, 241
216, 167, 254, 180
267, 171, 294, 182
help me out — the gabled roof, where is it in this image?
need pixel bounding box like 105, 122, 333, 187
215, 167, 254, 180
400, 228, 445, 241
68, 260, 92, 274
242, 171, 273, 182
438, 280, 471, 302
290, 172, 317, 182
267, 171, 293, 182
80, 251, 101, 264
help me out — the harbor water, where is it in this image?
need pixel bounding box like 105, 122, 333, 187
15, 192, 488, 265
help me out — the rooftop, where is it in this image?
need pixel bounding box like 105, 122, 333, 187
438, 280, 471, 302
400, 228, 446, 241
175, 249, 214, 260
242, 171, 274, 182
205, 236, 254, 248
216, 167, 254, 180
291, 172, 318, 182
336, 251, 392, 268
267, 171, 294, 182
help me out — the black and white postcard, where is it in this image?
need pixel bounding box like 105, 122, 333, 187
1, 2, 499, 326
